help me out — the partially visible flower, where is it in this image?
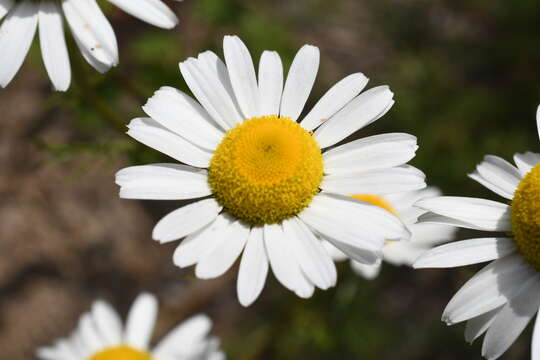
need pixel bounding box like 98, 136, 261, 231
324, 187, 456, 279
116, 35, 425, 306
0, 0, 180, 91
414, 106, 540, 360
36, 293, 224, 360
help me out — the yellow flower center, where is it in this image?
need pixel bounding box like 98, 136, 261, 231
208, 115, 323, 226
351, 194, 398, 216
511, 163, 540, 270
89, 346, 152, 360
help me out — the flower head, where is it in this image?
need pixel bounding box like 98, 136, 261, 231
414, 106, 540, 360
116, 35, 425, 306
0, 0, 180, 91
36, 293, 224, 360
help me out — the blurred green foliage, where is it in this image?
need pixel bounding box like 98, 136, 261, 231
26, 0, 540, 359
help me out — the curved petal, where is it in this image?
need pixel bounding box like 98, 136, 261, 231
107, 0, 178, 29
415, 196, 511, 232
0, 0, 38, 87
142, 86, 224, 151
258, 50, 283, 116
314, 85, 394, 148
152, 314, 212, 357
62, 0, 118, 71
513, 151, 540, 176
414, 238, 516, 269
350, 259, 382, 280
0, 0, 14, 20
223, 35, 259, 118
263, 223, 315, 298
237, 227, 269, 307
91, 300, 123, 346
464, 307, 501, 344
127, 117, 213, 168
482, 276, 540, 360
300, 73, 368, 131
125, 293, 158, 351
443, 254, 537, 324
321, 165, 426, 195
283, 217, 337, 290
469, 155, 521, 200
279, 45, 319, 121
195, 220, 250, 279
116, 164, 211, 200
38, 1, 71, 91
173, 214, 232, 268
152, 198, 222, 243
323, 133, 418, 174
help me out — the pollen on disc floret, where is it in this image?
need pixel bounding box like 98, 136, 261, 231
511, 163, 540, 270
208, 115, 324, 226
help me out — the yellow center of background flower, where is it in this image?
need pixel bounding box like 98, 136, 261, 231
208, 115, 323, 226
352, 194, 398, 216
90, 346, 152, 360
511, 163, 540, 270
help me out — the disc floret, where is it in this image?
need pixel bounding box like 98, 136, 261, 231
208, 115, 324, 226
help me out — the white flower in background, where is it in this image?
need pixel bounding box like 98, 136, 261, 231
324, 187, 456, 279
414, 106, 540, 360
0, 0, 181, 91
116, 35, 426, 306
36, 293, 224, 360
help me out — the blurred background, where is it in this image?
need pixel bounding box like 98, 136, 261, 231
1, 0, 540, 359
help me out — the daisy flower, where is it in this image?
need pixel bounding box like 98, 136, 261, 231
0, 0, 180, 91
116, 35, 426, 306
36, 293, 224, 360
413, 106, 540, 359
324, 187, 456, 279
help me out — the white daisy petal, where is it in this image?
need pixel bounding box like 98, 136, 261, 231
469, 155, 521, 199
38, 1, 71, 91
79, 313, 105, 353
414, 238, 516, 269
298, 194, 403, 261
300, 73, 369, 131
514, 151, 540, 176
127, 117, 213, 168
482, 276, 540, 360
537, 105, 540, 141
153, 314, 212, 357
223, 35, 259, 118
142, 86, 224, 151
464, 307, 502, 344
0, 0, 14, 20
0, 0, 38, 88
62, 0, 118, 71
263, 223, 315, 298
443, 254, 537, 324
125, 293, 158, 351
179, 54, 242, 130
107, 0, 178, 29
152, 199, 222, 243
532, 307, 540, 360
283, 217, 337, 290
314, 85, 394, 148
280, 45, 320, 121
173, 214, 231, 268
324, 236, 381, 265
321, 165, 426, 195
116, 164, 211, 200
237, 227, 269, 307
323, 133, 418, 174
415, 196, 511, 232
91, 300, 122, 346
321, 240, 348, 262
195, 220, 250, 279
350, 259, 382, 280
258, 50, 283, 116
